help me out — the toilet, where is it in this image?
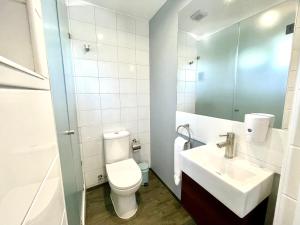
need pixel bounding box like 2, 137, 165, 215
103, 130, 142, 219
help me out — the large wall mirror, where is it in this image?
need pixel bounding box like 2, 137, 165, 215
177, 0, 297, 129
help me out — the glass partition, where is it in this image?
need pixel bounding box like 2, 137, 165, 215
178, 1, 297, 128
195, 24, 239, 120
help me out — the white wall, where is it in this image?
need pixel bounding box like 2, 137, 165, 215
0, 61, 67, 225
273, 2, 300, 224
67, 4, 150, 188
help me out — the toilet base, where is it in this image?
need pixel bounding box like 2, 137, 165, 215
110, 191, 138, 219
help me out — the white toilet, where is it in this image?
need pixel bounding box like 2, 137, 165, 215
103, 130, 142, 219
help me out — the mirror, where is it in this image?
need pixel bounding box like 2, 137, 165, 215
177, 0, 297, 129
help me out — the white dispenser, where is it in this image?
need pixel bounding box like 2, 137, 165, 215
244, 113, 275, 143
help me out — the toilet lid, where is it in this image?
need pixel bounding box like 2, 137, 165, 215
106, 159, 142, 190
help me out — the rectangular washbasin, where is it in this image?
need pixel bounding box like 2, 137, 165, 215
179, 144, 274, 218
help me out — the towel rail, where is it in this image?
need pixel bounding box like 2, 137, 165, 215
176, 124, 191, 143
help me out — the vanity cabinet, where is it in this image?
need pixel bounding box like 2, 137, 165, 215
181, 172, 268, 225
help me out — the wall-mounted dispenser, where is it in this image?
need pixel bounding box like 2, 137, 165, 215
244, 113, 275, 143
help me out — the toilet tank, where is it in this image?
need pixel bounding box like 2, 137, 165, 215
103, 130, 130, 164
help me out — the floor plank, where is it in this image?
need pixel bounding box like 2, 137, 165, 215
86, 171, 196, 225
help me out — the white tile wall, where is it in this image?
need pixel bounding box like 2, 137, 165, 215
176, 111, 288, 173
275, 3, 300, 224
68, 5, 150, 188
177, 30, 197, 113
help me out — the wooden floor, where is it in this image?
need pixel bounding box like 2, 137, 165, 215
86, 171, 196, 225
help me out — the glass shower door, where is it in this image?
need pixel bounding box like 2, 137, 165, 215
42, 0, 84, 225
195, 24, 239, 120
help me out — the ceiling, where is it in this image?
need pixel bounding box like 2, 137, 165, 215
75, 0, 167, 20
179, 0, 294, 38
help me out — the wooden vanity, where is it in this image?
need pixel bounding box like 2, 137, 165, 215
181, 173, 269, 225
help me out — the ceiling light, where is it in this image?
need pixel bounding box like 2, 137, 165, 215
259, 10, 280, 28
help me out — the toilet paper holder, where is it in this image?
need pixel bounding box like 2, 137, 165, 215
132, 139, 141, 152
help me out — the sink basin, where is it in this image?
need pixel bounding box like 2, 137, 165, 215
179, 144, 274, 218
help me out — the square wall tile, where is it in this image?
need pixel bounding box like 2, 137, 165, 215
117, 31, 135, 48
120, 94, 137, 107
285, 90, 295, 110
136, 50, 149, 65
119, 79, 137, 93
76, 94, 100, 110
98, 44, 117, 61
77, 110, 101, 127
117, 14, 135, 33
85, 168, 107, 188
137, 79, 149, 93
73, 59, 98, 77
288, 70, 297, 90
95, 7, 116, 29
98, 61, 118, 78
276, 195, 296, 225
79, 125, 102, 142
102, 122, 122, 133
121, 107, 138, 122
69, 20, 96, 42
102, 109, 120, 124
118, 63, 136, 78
135, 19, 149, 36
71, 40, 97, 60
100, 94, 120, 109
290, 91, 300, 147
282, 146, 300, 199
96, 26, 117, 45
83, 154, 102, 172
137, 94, 150, 106
75, 77, 99, 93
118, 47, 135, 64
138, 119, 150, 133
68, 5, 95, 24
138, 107, 150, 120
121, 120, 138, 134
99, 78, 119, 93
136, 35, 149, 51
136, 65, 149, 79
81, 139, 103, 158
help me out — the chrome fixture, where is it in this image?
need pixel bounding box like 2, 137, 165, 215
216, 132, 235, 158
84, 43, 90, 52
63, 130, 75, 135
176, 124, 191, 148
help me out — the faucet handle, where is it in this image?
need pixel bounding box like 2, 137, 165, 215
219, 134, 229, 137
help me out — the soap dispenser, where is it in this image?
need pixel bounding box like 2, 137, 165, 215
244, 113, 275, 143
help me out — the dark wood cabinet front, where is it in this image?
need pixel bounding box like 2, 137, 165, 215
181, 172, 268, 225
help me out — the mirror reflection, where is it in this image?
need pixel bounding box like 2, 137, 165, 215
177, 0, 297, 128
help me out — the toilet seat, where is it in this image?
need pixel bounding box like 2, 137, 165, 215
106, 159, 142, 190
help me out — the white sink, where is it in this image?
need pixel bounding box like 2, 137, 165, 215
179, 144, 274, 218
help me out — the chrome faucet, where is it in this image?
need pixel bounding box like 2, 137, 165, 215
216, 132, 235, 159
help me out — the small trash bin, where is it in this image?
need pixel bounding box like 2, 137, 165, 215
138, 162, 149, 186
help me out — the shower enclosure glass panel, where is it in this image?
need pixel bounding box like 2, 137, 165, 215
195, 25, 239, 120
42, 1, 84, 225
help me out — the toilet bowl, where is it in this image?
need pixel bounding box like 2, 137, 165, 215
106, 158, 142, 219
